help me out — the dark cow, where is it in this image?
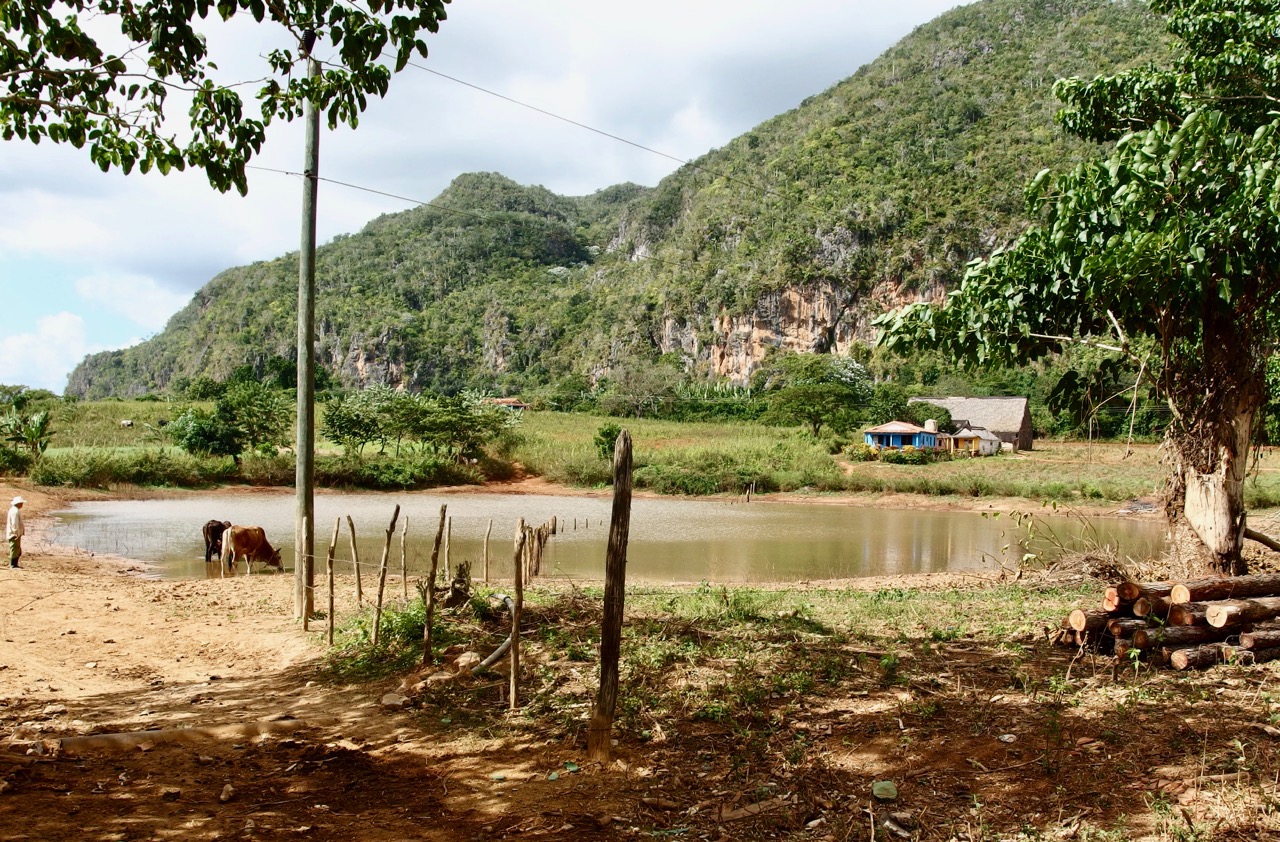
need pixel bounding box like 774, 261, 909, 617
221, 525, 284, 574
203, 519, 231, 565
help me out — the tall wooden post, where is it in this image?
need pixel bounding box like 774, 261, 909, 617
588, 430, 632, 761
294, 46, 320, 622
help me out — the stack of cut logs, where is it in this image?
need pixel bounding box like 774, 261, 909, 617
1053, 573, 1280, 670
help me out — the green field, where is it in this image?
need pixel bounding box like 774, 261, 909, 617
22, 401, 1280, 506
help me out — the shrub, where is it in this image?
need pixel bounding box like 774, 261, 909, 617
0, 447, 32, 476
880, 448, 932, 465
594, 422, 622, 460
30, 448, 234, 488
844, 443, 879, 462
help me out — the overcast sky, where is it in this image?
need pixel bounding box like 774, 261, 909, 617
0, 0, 969, 393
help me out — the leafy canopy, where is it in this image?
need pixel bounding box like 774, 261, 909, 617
2, 0, 450, 193
876, 0, 1280, 453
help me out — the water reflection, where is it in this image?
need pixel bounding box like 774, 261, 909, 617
47, 492, 1165, 583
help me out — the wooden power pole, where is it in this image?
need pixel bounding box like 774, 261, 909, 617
295, 40, 320, 621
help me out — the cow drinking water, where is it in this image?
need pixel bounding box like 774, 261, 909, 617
220, 525, 283, 574
202, 520, 231, 565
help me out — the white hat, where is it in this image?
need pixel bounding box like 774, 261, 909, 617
11, 496, 24, 505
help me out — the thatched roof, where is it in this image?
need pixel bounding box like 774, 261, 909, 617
908, 397, 1029, 435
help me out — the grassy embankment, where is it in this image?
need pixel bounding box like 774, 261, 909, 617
24, 401, 1280, 507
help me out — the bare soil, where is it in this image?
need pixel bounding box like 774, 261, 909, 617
2, 481, 1279, 841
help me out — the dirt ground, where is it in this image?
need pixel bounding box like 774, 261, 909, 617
2, 481, 1279, 841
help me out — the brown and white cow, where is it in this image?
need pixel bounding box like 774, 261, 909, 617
220, 525, 284, 574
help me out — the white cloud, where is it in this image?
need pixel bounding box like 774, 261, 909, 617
74, 273, 191, 332
2, 0, 978, 392
0, 313, 100, 393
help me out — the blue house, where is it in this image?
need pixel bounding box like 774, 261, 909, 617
864, 421, 938, 450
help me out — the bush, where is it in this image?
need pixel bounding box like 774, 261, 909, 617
0, 447, 32, 476
30, 449, 234, 488
880, 448, 932, 465
594, 422, 622, 460
315, 454, 484, 490
844, 443, 879, 462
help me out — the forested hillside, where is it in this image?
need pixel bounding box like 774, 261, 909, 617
66, 0, 1170, 399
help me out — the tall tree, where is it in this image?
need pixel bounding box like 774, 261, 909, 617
877, 0, 1280, 574
2, 0, 450, 193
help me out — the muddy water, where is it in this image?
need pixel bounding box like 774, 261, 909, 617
47, 492, 1164, 583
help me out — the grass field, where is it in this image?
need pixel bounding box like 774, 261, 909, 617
515, 411, 1280, 506
27, 402, 1280, 506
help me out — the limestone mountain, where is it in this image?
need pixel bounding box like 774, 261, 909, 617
66, 0, 1170, 399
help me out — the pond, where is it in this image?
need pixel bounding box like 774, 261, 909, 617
47, 491, 1165, 583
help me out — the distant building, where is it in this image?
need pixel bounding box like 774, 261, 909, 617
908, 396, 1033, 451
950, 426, 1002, 456
489, 397, 531, 411
864, 420, 938, 450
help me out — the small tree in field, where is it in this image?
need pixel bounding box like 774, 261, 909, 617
758, 352, 872, 437
877, 0, 1280, 573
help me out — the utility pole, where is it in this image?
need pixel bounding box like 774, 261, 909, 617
295, 35, 320, 621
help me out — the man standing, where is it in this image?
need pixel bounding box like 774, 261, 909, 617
6, 496, 24, 568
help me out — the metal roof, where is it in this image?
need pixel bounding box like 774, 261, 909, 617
864, 421, 929, 434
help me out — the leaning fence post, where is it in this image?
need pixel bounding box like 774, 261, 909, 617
346, 515, 363, 606
510, 519, 527, 711
371, 505, 400, 649
422, 504, 447, 665
588, 429, 632, 762
326, 516, 339, 646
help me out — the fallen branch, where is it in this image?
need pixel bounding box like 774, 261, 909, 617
1245, 527, 1280, 553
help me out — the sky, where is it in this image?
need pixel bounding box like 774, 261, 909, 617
0, 0, 970, 394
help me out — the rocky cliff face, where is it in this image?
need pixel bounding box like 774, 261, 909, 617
659, 279, 945, 384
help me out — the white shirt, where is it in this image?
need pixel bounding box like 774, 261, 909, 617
6, 505, 22, 540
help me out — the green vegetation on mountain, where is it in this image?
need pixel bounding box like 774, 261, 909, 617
66, 0, 1170, 400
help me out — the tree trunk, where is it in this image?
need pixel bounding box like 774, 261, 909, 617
1170, 404, 1255, 576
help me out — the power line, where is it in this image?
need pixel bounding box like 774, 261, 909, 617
399, 59, 786, 202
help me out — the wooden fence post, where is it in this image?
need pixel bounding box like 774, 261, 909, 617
422, 504, 447, 665
326, 516, 339, 646
510, 520, 527, 711
371, 505, 400, 649
444, 516, 452, 583
301, 516, 310, 630
588, 430, 632, 762
483, 518, 493, 584
346, 515, 363, 606
400, 514, 409, 602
